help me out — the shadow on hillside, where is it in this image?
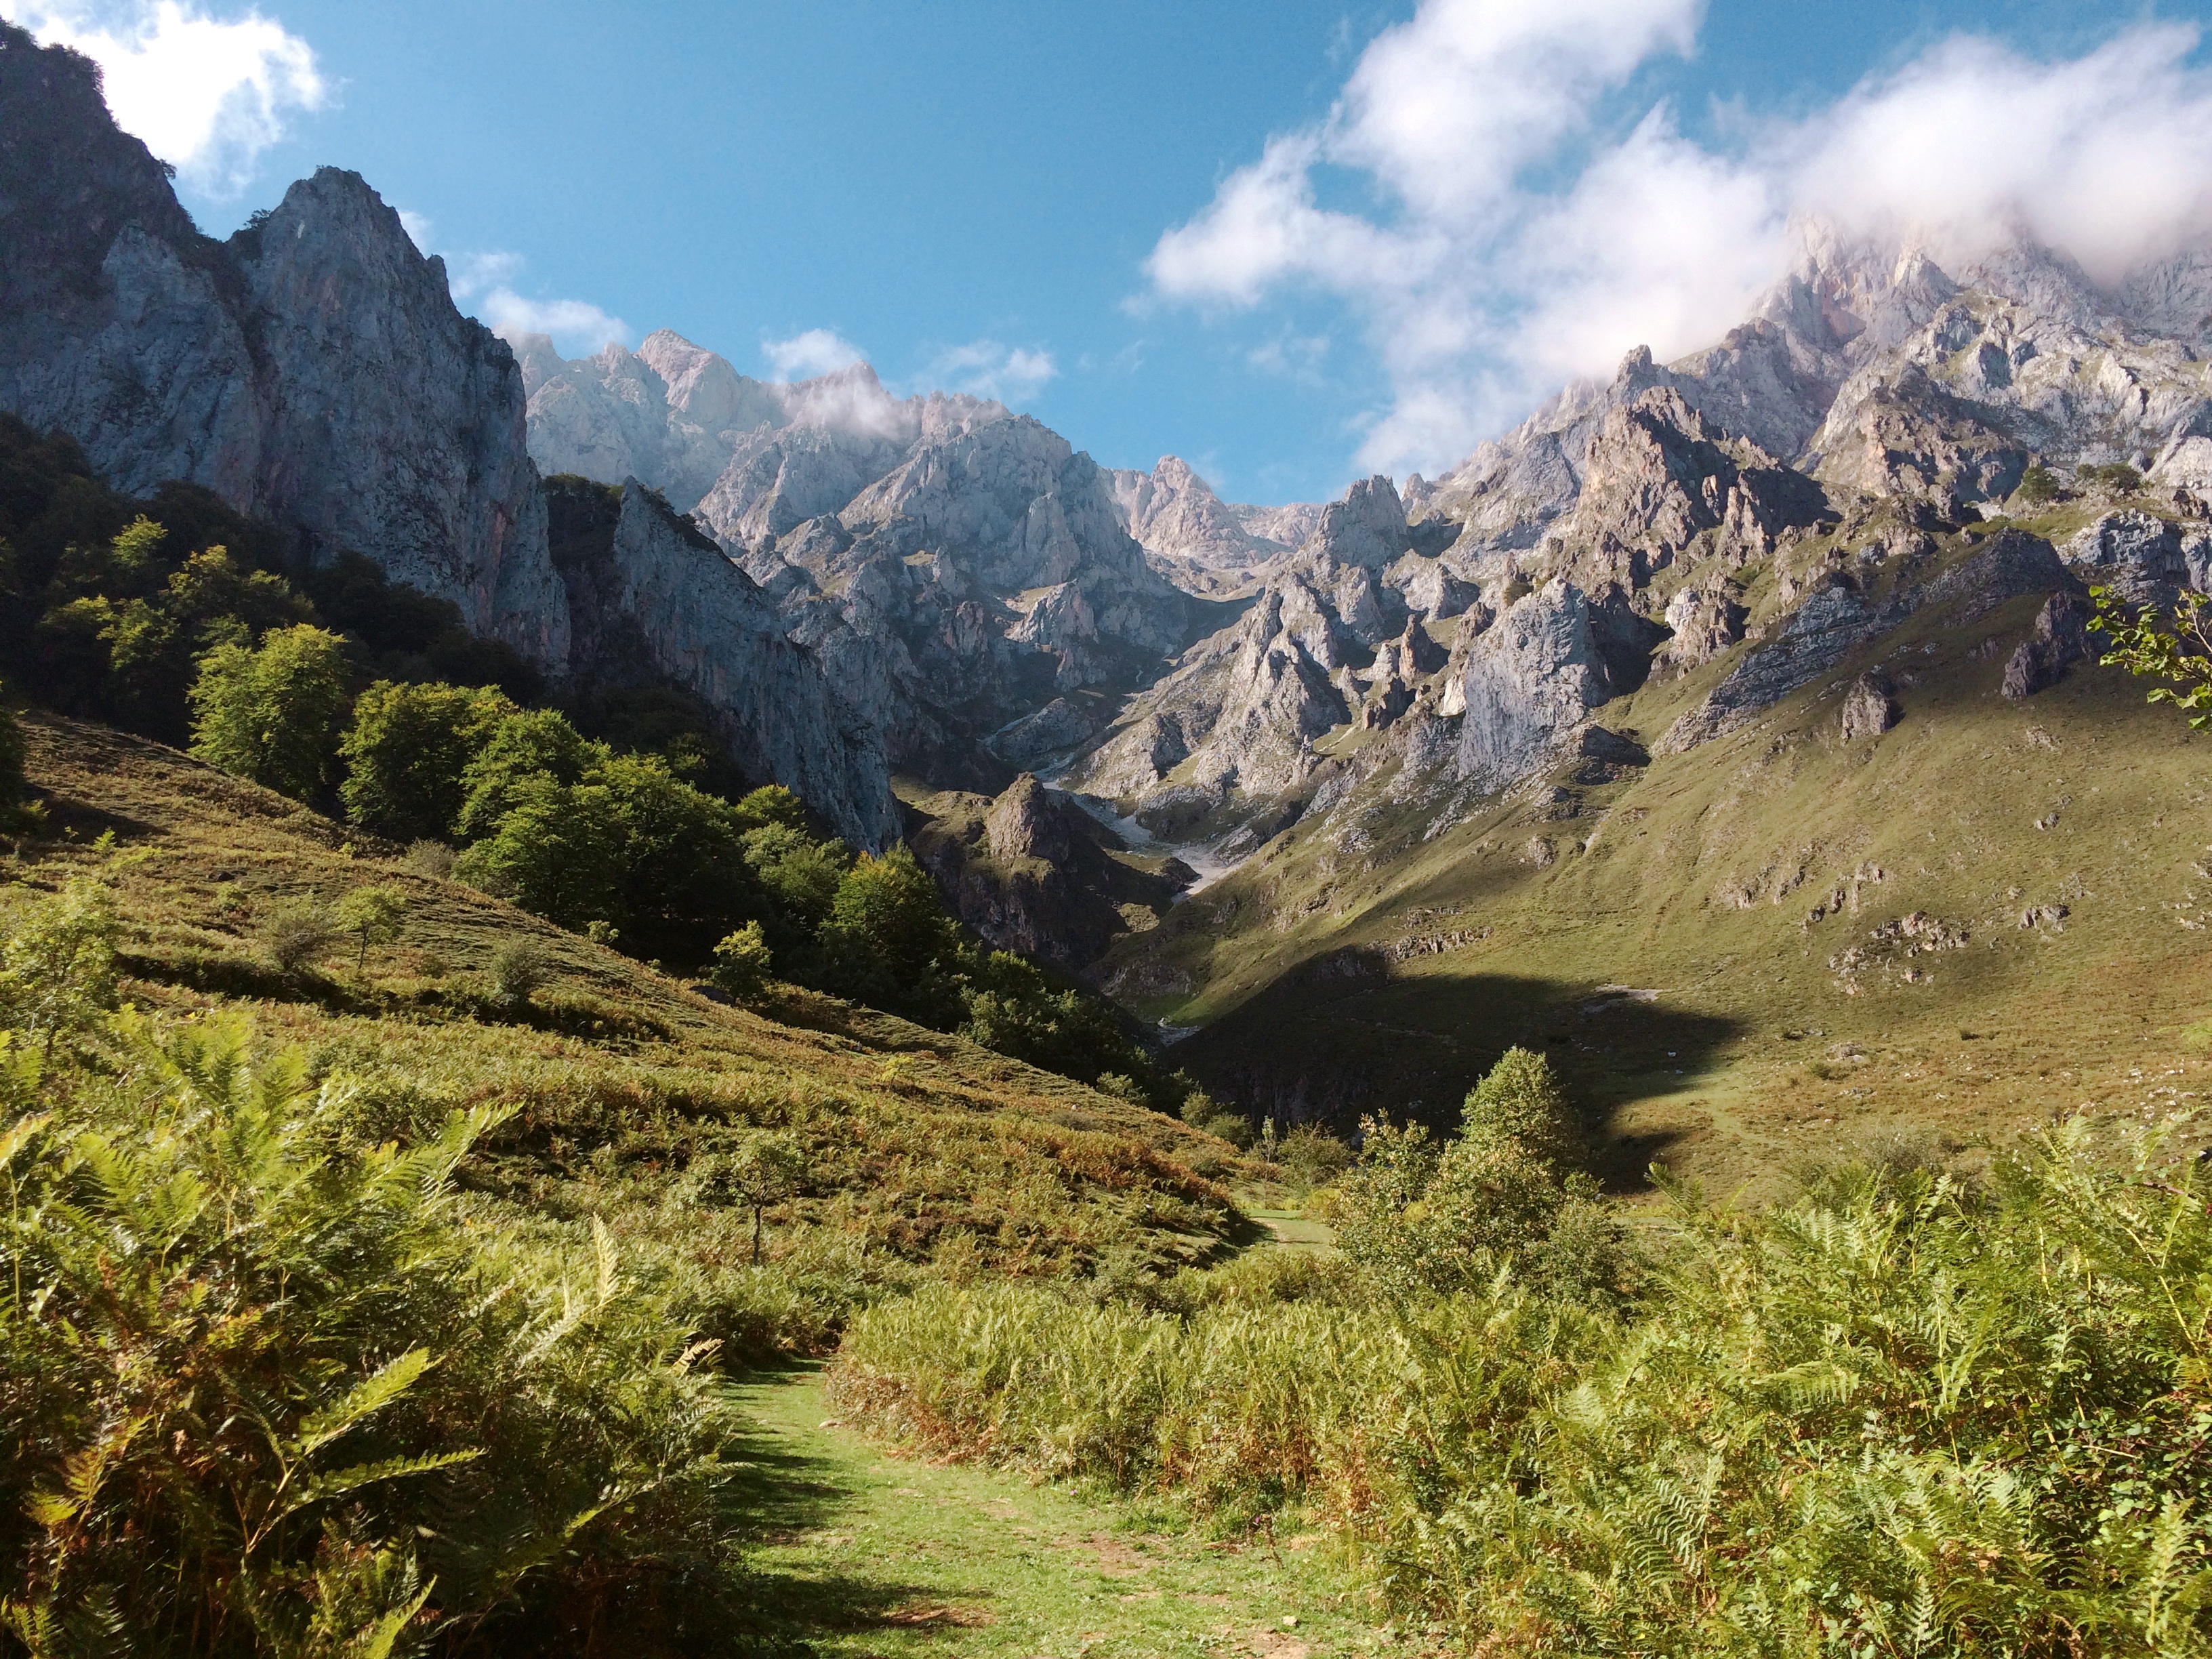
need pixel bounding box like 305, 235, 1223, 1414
26, 789, 151, 844
722, 1365, 996, 1654
1179, 968, 1746, 1195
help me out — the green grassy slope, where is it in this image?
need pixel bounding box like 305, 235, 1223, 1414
16, 710, 1256, 1303
1103, 527, 2212, 1197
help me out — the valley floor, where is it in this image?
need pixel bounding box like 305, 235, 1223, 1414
729, 1368, 1401, 1658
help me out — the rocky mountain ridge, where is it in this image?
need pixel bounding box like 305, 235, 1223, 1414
0, 23, 897, 845
1044, 225, 2212, 886
0, 26, 564, 665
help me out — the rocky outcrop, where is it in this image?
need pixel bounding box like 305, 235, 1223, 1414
1450, 580, 1654, 787
1839, 670, 1901, 740
0, 24, 566, 665
2060, 511, 2210, 609
2003, 591, 2093, 699
533, 333, 1204, 786
907, 775, 1192, 970
1106, 455, 1297, 595
1660, 531, 2071, 753
1555, 388, 1833, 590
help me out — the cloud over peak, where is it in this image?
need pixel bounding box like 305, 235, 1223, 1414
762, 327, 869, 382
7, 0, 327, 194
1148, 1, 2212, 476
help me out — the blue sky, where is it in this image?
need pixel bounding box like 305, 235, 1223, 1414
11, 1, 2212, 504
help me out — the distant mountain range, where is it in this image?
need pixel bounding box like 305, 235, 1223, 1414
11, 16, 2212, 1164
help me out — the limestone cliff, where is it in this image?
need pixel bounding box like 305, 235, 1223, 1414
0, 23, 565, 665
550, 480, 899, 846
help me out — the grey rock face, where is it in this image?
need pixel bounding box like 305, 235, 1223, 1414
0, 28, 566, 665
1839, 670, 1901, 741
542, 337, 1201, 785
987, 697, 1098, 769
908, 774, 1189, 970
571, 483, 898, 846
1657, 581, 1748, 674
1106, 455, 1298, 595
2060, 511, 2209, 609
1451, 581, 1625, 788
2003, 591, 2093, 699
1659, 531, 2071, 753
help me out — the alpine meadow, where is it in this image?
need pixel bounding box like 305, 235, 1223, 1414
13, 3, 2212, 1655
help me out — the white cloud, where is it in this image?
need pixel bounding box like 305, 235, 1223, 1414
762, 328, 868, 381
476, 291, 629, 354
1147, 5, 2212, 476
1247, 330, 1332, 384
405, 217, 628, 356
922, 340, 1057, 405
7, 0, 327, 194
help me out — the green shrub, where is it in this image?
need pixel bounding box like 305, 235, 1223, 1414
487, 937, 548, 1006
257, 899, 333, 976
403, 838, 455, 879
1275, 1123, 1352, 1187
836, 1123, 2212, 1656
707, 920, 773, 998
0, 868, 119, 1059
339, 680, 514, 842
2014, 460, 2060, 504
333, 882, 408, 972
1330, 1046, 1618, 1297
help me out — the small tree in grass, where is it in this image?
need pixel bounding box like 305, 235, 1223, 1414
258, 900, 332, 977
722, 1133, 807, 1265
334, 883, 407, 972
1332, 1045, 1618, 1298
488, 938, 547, 1007
708, 921, 773, 998
0, 869, 119, 1060
2013, 462, 2060, 505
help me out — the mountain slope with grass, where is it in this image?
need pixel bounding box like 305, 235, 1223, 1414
20, 708, 1252, 1284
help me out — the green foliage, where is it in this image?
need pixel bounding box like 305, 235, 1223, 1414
740, 823, 848, 947
2014, 461, 2060, 504
2081, 461, 2146, 493
188, 624, 352, 802
838, 1121, 2212, 1656
0, 869, 120, 1059
258, 900, 333, 977
816, 846, 966, 1025
453, 708, 598, 841
0, 1011, 744, 1654
487, 938, 548, 1006
1179, 1088, 1254, 1149
1330, 1047, 1620, 1298
960, 951, 1149, 1091
338, 680, 514, 842
0, 698, 29, 823
1274, 1123, 1352, 1187
707, 922, 773, 999
333, 884, 407, 972
732, 784, 811, 834
2092, 583, 2212, 729
1462, 1042, 1584, 1168
455, 773, 626, 929
703, 1132, 810, 1265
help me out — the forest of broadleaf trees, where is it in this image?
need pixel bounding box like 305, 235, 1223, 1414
6, 406, 2212, 1656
